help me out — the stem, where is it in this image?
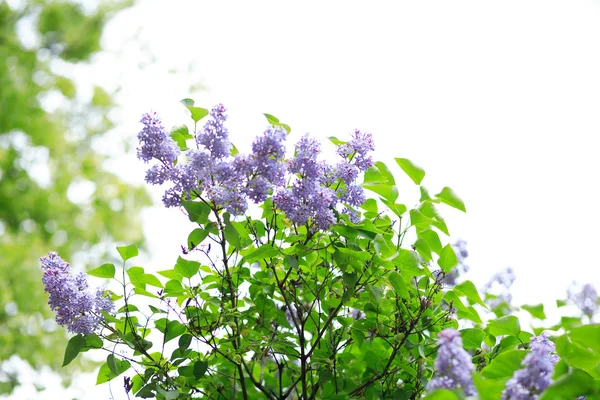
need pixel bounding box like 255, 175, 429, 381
213, 209, 248, 400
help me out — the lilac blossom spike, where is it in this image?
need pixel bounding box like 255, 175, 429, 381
568, 282, 598, 317
137, 112, 180, 164
427, 329, 477, 396
196, 104, 231, 159
40, 252, 114, 335
501, 335, 559, 399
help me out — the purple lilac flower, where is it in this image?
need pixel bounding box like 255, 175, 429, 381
137, 112, 180, 164
568, 283, 598, 317
248, 127, 288, 190
196, 104, 231, 159
40, 252, 114, 335
501, 334, 559, 399
274, 135, 338, 230
289, 135, 324, 179
484, 267, 516, 310
336, 129, 375, 172
427, 329, 477, 396
138, 106, 375, 224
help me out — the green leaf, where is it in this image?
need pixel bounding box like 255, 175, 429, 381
62, 334, 86, 366
337, 247, 372, 262
460, 328, 485, 349
87, 263, 115, 279
521, 304, 546, 320
435, 187, 466, 212
361, 198, 378, 214
568, 324, 600, 354
133, 287, 158, 298
117, 244, 138, 262
487, 316, 521, 337
194, 360, 208, 379
142, 274, 163, 288
187, 228, 209, 250
263, 113, 291, 133
381, 199, 407, 217
445, 291, 481, 323
418, 229, 443, 254
107, 354, 119, 375
418, 201, 449, 235
419, 186, 432, 201
178, 334, 192, 352
156, 388, 179, 400
96, 356, 130, 384
364, 166, 387, 184
481, 349, 527, 379
363, 183, 399, 203
181, 98, 209, 123
437, 244, 458, 273
374, 161, 395, 185
242, 244, 278, 263
83, 334, 103, 351
224, 222, 242, 249
472, 375, 510, 400
164, 320, 186, 343
165, 280, 185, 295
454, 280, 486, 308
351, 329, 365, 349
556, 333, 600, 374
413, 238, 432, 261
395, 158, 425, 185
422, 389, 462, 399
182, 201, 211, 224
174, 257, 200, 279
127, 267, 146, 289
170, 125, 192, 150
328, 136, 346, 146
393, 250, 423, 279
388, 271, 409, 298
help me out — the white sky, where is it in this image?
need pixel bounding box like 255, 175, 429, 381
7, 0, 600, 398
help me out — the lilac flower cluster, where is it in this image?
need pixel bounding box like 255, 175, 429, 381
501, 334, 559, 399
139, 105, 288, 213
427, 328, 477, 396
484, 267, 516, 311
137, 105, 375, 229
40, 252, 113, 335
273, 130, 373, 230
567, 282, 598, 317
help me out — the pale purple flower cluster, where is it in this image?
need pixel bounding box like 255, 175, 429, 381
273, 129, 373, 230
137, 112, 180, 164
567, 283, 598, 316
274, 135, 337, 229
484, 267, 516, 310
501, 334, 559, 399
427, 329, 477, 396
196, 104, 231, 159
138, 105, 288, 213
40, 252, 113, 335
137, 105, 375, 227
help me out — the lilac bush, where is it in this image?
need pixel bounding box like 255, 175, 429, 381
40, 102, 600, 400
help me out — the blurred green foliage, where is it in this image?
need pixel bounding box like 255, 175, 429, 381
0, 0, 149, 394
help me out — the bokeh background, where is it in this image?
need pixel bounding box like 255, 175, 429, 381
1, 0, 599, 398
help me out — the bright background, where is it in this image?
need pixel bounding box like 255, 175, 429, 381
7, 0, 600, 398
